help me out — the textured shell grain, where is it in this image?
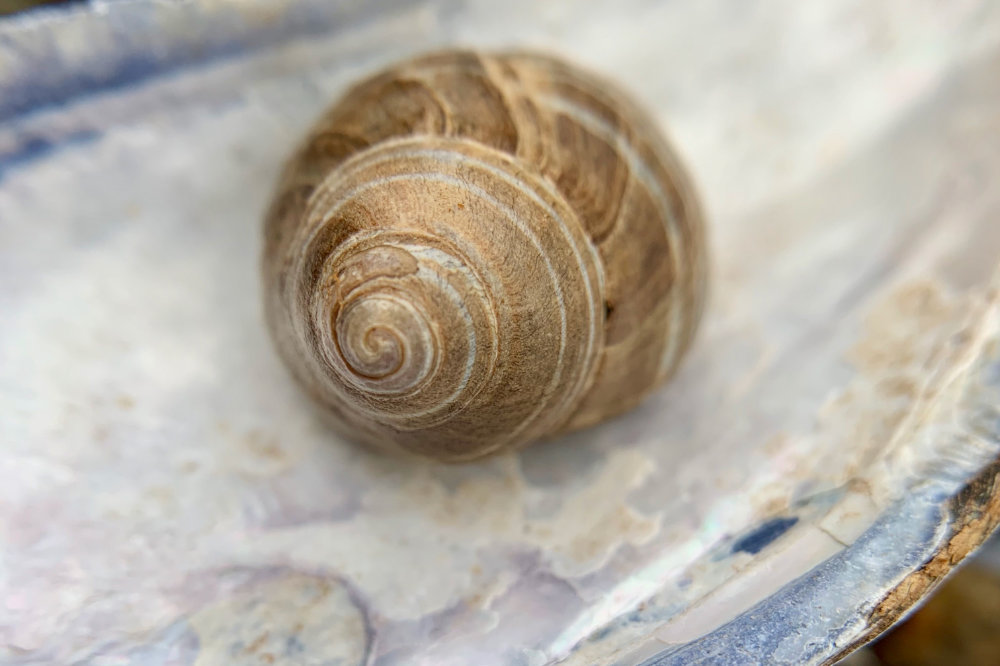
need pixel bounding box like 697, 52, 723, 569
263, 51, 708, 461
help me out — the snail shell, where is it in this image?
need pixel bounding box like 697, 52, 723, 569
263, 50, 708, 462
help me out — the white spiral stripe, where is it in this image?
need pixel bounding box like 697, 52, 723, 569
312, 237, 495, 423
334, 291, 437, 391
538, 95, 686, 380
398, 243, 482, 420
302, 142, 602, 432
317, 230, 485, 404
420, 147, 604, 420
306, 170, 572, 441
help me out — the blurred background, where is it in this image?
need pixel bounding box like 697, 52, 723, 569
0, 0, 76, 15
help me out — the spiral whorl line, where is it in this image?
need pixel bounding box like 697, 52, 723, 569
263, 50, 707, 461
272, 138, 604, 460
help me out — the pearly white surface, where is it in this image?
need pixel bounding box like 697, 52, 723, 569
2, 1, 1000, 664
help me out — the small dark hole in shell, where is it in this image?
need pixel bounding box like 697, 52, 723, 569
731, 516, 799, 555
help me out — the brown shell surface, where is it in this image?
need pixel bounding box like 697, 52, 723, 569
263, 50, 707, 461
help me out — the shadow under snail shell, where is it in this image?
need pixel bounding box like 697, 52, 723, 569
263, 50, 708, 462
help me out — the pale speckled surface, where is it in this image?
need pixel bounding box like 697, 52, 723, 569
2, 1, 1000, 665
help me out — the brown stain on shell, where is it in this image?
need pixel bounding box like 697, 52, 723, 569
821, 279, 1000, 663
824, 459, 1000, 665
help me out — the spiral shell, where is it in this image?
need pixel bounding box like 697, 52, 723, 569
263, 50, 708, 461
